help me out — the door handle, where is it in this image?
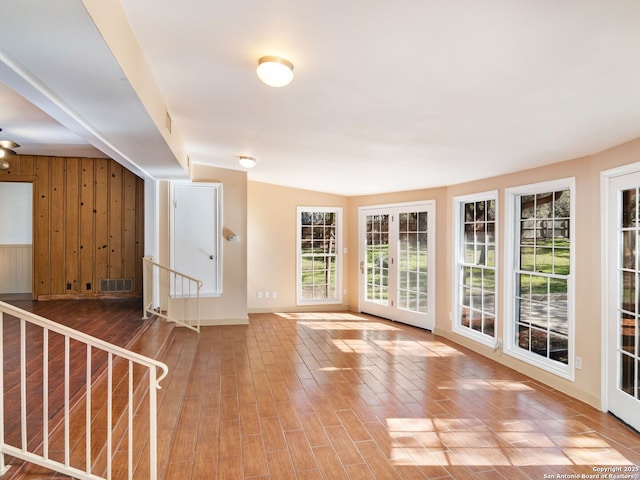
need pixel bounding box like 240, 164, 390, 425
209, 255, 215, 260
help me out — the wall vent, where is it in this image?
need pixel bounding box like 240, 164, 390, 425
100, 278, 133, 293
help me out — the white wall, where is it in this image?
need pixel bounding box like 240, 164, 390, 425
0, 182, 32, 244
144, 177, 158, 258
0, 182, 32, 293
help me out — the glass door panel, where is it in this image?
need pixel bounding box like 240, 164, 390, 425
397, 212, 429, 315
365, 213, 389, 305
359, 203, 435, 330
607, 174, 640, 432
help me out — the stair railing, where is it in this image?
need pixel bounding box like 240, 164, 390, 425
0, 301, 169, 480
142, 256, 202, 333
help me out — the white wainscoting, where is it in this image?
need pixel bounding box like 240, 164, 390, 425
0, 245, 32, 293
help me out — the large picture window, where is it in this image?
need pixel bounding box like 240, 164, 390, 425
297, 207, 342, 305
505, 179, 574, 378
453, 192, 497, 347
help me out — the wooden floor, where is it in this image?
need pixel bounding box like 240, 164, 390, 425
2, 300, 640, 479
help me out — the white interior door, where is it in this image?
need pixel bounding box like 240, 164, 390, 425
171, 182, 221, 296
606, 172, 640, 431
359, 202, 435, 330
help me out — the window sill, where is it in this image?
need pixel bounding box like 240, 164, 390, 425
504, 346, 574, 381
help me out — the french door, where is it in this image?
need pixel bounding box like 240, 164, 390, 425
606, 171, 640, 431
359, 202, 435, 330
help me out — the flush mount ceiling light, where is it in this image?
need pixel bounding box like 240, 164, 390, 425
256, 56, 294, 87
237, 155, 257, 168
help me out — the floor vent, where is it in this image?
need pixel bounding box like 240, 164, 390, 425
100, 278, 133, 293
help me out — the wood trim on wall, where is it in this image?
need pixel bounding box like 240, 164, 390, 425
0, 155, 144, 299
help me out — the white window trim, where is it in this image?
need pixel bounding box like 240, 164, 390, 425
504, 177, 576, 380
452, 190, 499, 349
296, 206, 343, 305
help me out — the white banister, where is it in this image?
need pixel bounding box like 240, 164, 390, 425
0, 301, 169, 480
143, 256, 202, 332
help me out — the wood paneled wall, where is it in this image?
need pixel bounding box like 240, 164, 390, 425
0, 155, 144, 299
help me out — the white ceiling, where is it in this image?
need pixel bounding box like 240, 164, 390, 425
1, 0, 640, 195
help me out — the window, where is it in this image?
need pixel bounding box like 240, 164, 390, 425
505, 179, 574, 379
297, 207, 342, 304
453, 192, 497, 347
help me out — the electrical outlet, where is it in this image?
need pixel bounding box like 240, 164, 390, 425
257, 291, 263, 299
575, 356, 582, 370
272, 291, 277, 299
264, 291, 270, 299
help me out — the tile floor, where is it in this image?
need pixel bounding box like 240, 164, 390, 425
155, 311, 640, 479
3, 304, 639, 479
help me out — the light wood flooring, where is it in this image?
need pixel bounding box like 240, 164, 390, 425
2, 301, 640, 479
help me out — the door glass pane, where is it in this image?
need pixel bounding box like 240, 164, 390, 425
366, 214, 389, 305
622, 230, 636, 270
622, 188, 637, 228
620, 353, 635, 396
621, 271, 636, 314
621, 312, 636, 356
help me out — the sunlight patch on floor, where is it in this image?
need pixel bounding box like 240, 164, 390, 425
386, 418, 636, 467
318, 366, 372, 372
298, 321, 401, 331
332, 339, 377, 353
276, 312, 367, 321
373, 339, 464, 357
437, 379, 536, 392
329, 337, 468, 357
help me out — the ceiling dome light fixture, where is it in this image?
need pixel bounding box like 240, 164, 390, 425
257, 56, 294, 87
238, 155, 257, 168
